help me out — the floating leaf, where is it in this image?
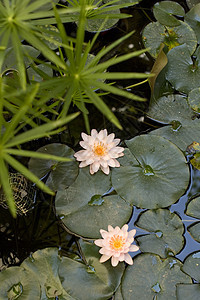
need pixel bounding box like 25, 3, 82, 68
186, 196, 200, 219
186, 0, 200, 9
121, 254, 192, 299
112, 135, 190, 209
148, 94, 200, 150
153, 1, 185, 26
188, 88, 200, 113
0, 266, 41, 299
166, 44, 200, 93
59, 240, 124, 300
182, 251, 200, 282
21, 248, 71, 299
55, 168, 132, 238
136, 209, 184, 258
188, 222, 200, 243
185, 3, 200, 43
177, 283, 200, 300
142, 21, 197, 58
190, 153, 200, 170
28, 143, 79, 191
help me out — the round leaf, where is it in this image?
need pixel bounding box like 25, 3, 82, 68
148, 94, 200, 151
188, 222, 200, 243
188, 88, 200, 113
0, 266, 41, 299
142, 21, 197, 58
186, 196, 200, 219
153, 1, 185, 26
182, 251, 200, 281
28, 143, 79, 191
59, 240, 124, 300
55, 168, 132, 238
121, 254, 192, 299
185, 3, 200, 43
186, 0, 200, 8
112, 135, 190, 209
135, 209, 184, 258
21, 248, 71, 299
166, 44, 200, 93
177, 283, 200, 300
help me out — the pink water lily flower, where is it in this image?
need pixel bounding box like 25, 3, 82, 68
74, 129, 124, 175
94, 224, 139, 267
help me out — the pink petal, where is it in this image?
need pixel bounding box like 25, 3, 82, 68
129, 245, 139, 252
108, 225, 114, 232
81, 132, 89, 142
94, 239, 104, 247
90, 165, 94, 175
124, 253, 133, 265
121, 224, 128, 233
80, 141, 90, 149
91, 161, 100, 173
111, 256, 119, 267
100, 229, 108, 238
101, 165, 110, 175
91, 129, 98, 137
79, 161, 89, 168
100, 254, 111, 263
107, 158, 116, 167
106, 133, 115, 144
128, 229, 136, 239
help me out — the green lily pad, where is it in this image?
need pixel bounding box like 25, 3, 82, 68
188, 88, 200, 113
142, 21, 197, 58
37, 25, 62, 50
182, 251, 200, 281
27, 62, 53, 82
185, 196, 200, 242
186, 0, 200, 8
135, 209, 184, 258
21, 248, 71, 299
59, 240, 124, 300
148, 94, 200, 151
166, 44, 200, 93
55, 168, 132, 238
111, 135, 190, 209
153, 1, 185, 27
185, 3, 200, 43
0, 266, 41, 299
121, 254, 192, 299
177, 283, 200, 300
188, 222, 200, 243
28, 143, 78, 191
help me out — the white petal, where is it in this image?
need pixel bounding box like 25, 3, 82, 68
79, 161, 89, 168
111, 256, 120, 267
100, 254, 111, 263
100, 159, 108, 168
81, 132, 89, 142
121, 224, 128, 233
101, 165, 110, 175
113, 158, 120, 167
128, 229, 136, 239
90, 165, 95, 175
91, 129, 98, 138
85, 158, 95, 165
118, 253, 125, 261
100, 229, 108, 238
129, 245, 139, 252
108, 225, 114, 232
106, 133, 115, 144
107, 159, 116, 167
99, 248, 113, 256
124, 253, 133, 265
80, 141, 90, 149
113, 138, 120, 146
91, 161, 100, 173
94, 239, 104, 247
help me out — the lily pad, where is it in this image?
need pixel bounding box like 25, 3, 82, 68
148, 94, 200, 151
59, 240, 124, 300
185, 4, 200, 43
0, 266, 41, 300
182, 251, 200, 282
177, 283, 200, 300
188, 88, 200, 113
185, 196, 200, 242
21, 248, 71, 299
121, 254, 192, 299
55, 168, 132, 238
142, 21, 197, 58
153, 1, 185, 27
111, 135, 190, 209
28, 143, 78, 191
186, 0, 200, 8
166, 44, 200, 93
135, 209, 184, 258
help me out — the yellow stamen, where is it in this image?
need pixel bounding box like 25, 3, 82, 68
93, 142, 107, 156
109, 235, 125, 251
